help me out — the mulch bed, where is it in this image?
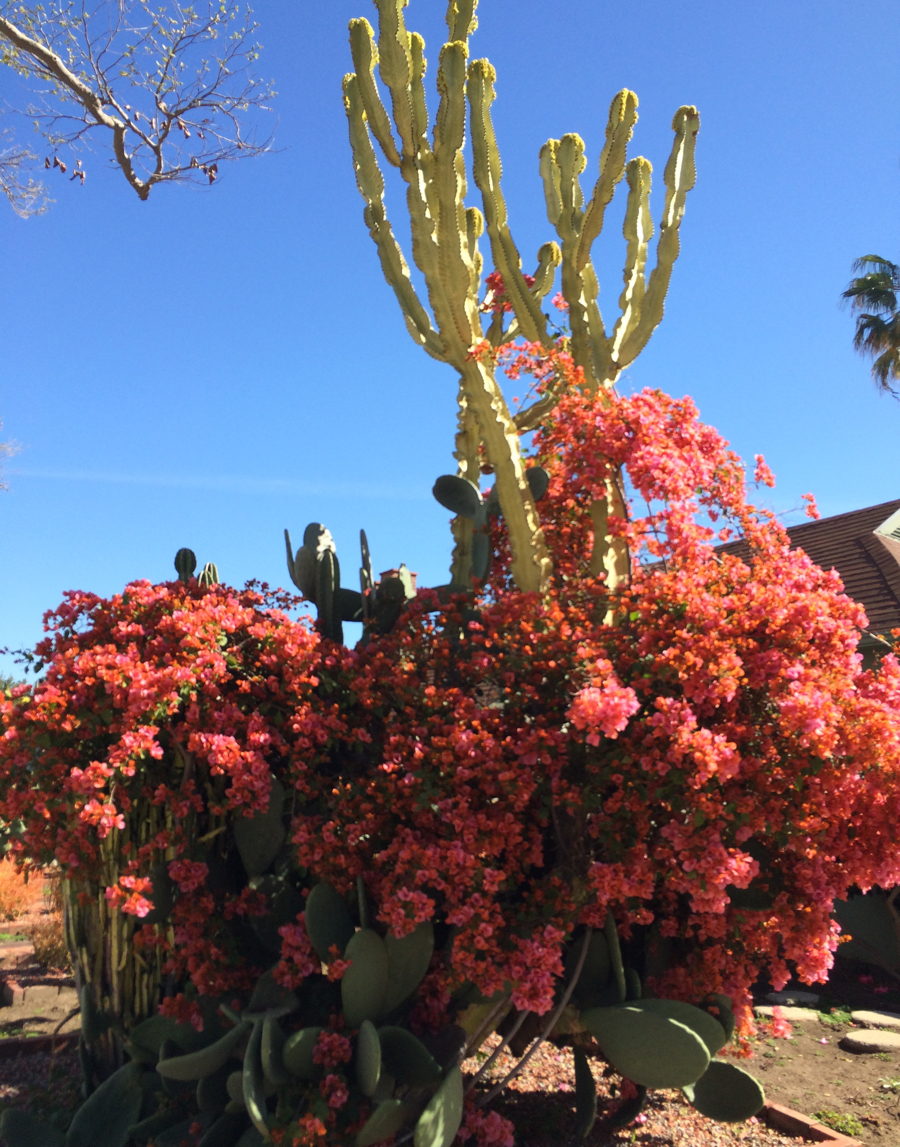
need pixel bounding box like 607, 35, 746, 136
464, 1035, 807, 1147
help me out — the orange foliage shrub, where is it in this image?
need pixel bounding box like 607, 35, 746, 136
0, 855, 37, 921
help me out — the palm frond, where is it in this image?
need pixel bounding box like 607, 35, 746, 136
871, 347, 900, 396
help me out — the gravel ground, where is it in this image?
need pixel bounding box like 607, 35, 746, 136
0, 1043, 81, 1133
463, 1035, 806, 1147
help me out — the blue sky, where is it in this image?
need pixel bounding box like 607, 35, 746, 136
2, 0, 899, 675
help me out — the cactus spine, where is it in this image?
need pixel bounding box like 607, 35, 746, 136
344, 0, 699, 593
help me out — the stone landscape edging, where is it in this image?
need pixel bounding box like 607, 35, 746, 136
0, 1029, 79, 1060
763, 1100, 864, 1146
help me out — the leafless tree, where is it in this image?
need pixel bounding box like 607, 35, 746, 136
0, 0, 274, 210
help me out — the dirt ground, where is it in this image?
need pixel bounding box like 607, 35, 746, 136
2, 921, 900, 1145
746, 958, 900, 1144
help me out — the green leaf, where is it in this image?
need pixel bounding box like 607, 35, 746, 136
357, 1019, 381, 1098
432, 475, 482, 519
305, 881, 355, 962
690, 1060, 765, 1122
414, 1065, 464, 1147
342, 929, 389, 1028
356, 1099, 411, 1147
261, 1014, 290, 1087
580, 1006, 710, 1089
234, 775, 286, 877
382, 921, 434, 1013
127, 1014, 210, 1064
242, 1022, 268, 1136
572, 1047, 597, 1139
157, 1021, 250, 1080
65, 1061, 143, 1147
244, 969, 298, 1018
626, 999, 727, 1056
377, 1026, 442, 1088
283, 1026, 323, 1079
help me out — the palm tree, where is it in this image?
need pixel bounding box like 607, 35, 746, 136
842, 255, 900, 396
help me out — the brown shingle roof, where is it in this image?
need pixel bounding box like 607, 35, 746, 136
721, 499, 900, 642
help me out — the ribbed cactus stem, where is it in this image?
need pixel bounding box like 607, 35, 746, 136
461, 357, 550, 594
616, 106, 699, 369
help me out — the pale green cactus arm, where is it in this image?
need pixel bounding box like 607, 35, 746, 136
373, 0, 418, 159
575, 90, 639, 274
466, 205, 484, 294
349, 19, 401, 167
433, 41, 475, 329
496, 241, 562, 348
451, 387, 480, 586
343, 72, 444, 359
609, 156, 653, 361
467, 59, 551, 346
616, 106, 699, 369
461, 356, 551, 592
447, 0, 478, 41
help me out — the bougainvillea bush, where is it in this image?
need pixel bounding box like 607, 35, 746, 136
3, 342, 900, 1141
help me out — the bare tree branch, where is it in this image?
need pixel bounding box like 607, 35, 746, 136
0, 130, 50, 215
0, 0, 274, 203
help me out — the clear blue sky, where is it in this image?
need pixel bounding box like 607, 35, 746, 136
2, 0, 899, 675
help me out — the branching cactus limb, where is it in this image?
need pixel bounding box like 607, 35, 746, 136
343, 0, 698, 594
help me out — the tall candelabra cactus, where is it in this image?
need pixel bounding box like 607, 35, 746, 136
343, 0, 699, 592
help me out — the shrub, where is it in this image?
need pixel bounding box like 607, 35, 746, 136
0, 857, 37, 922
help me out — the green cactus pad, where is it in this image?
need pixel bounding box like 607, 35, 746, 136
196, 1064, 232, 1113
701, 993, 736, 1043
372, 1070, 396, 1104
572, 1046, 597, 1139
624, 968, 643, 1001
244, 968, 298, 1018
609, 1084, 648, 1129
567, 931, 611, 1008
377, 1026, 442, 1088
342, 929, 390, 1027
0, 1109, 64, 1147
174, 548, 197, 582
242, 1021, 268, 1136
526, 467, 550, 501
689, 1060, 765, 1122
157, 1021, 250, 1081
413, 1064, 464, 1147
196, 1112, 250, 1147
604, 913, 627, 1004
336, 587, 365, 622
226, 1071, 245, 1105
357, 1019, 382, 1098
382, 920, 435, 1013
65, 1061, 143, 1147
356, 1099, 411, 1147
580, 1006, 710, 1089
627, 999, 727, 1056
128, 1110, 186, 1146
233, 775, 285, 877
305, 881, 356, 962
282, 1026, 323, 1079
432, 475, 483, 519
261, 1014, 290, 1087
